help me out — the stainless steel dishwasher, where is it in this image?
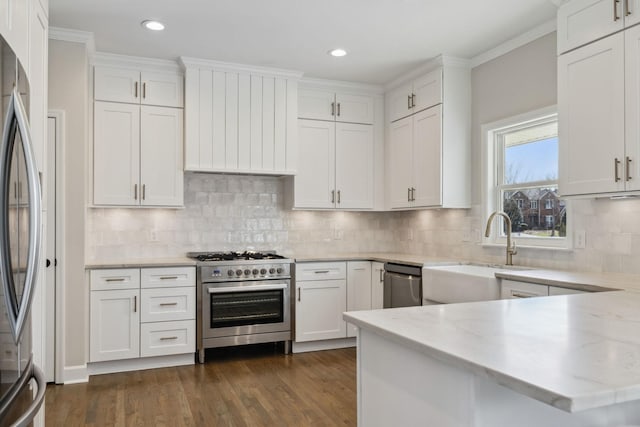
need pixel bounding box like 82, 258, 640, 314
383, 263, 422, 308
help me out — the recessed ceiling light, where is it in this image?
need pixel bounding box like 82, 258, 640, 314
141, 20, 165, 31
329, 48, 347, 57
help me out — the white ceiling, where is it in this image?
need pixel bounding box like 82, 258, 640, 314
49, 0, 561, 84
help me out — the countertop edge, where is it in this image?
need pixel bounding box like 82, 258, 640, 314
495, 271, 624, 292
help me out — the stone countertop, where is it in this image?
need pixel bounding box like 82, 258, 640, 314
85, 257, 196, 269
344, 290, 640, 413
495, 269, 640, 293
291, 252, 462, 267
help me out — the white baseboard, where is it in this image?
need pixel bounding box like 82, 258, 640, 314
292, 338, 356, 353
88, 353, 194, 376
62, 364, 89, 384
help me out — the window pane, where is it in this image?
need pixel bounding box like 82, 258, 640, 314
504, 137, 558, 184
502, 186, 566, 238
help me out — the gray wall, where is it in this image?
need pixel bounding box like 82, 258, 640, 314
48, 39, 88, 368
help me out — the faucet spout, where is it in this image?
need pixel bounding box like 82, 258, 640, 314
485, 211, 517, 266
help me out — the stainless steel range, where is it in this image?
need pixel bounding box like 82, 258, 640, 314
188, 251, 293, 363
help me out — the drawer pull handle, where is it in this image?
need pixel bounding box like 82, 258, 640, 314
160, 276, 179, 280
314, 270, 330, 274
511, 292, 536, 299
160, 336, 178, 341
134, 296, 137, 312
159, 302, 178, 307
105, 278, 125, 282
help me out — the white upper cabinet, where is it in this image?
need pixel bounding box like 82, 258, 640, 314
386, 58, 470, 209
557, 0, 640, 53
298, 88, 374, 124
94, 66, 184, 108
335, 122, 374, 209
559, 33, 626, 196
0, 0, 29, 69
294, 120, 336, 209
182, 58, 302, 175
388, 68, 442, 123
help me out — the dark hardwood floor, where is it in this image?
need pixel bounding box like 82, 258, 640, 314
45, 346, 357, 426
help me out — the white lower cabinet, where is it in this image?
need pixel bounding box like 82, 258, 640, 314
347, 262, 372, 337
90, 267, 196, 365
501, 279, 587, 299
371, 262, 385, 310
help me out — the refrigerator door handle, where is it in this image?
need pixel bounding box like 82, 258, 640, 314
10, 363, 46, 427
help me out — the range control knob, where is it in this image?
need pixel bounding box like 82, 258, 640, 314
260, 268, 267, 275
269, 268, 275, 274
252, 269, 259, 275
227, 270, 235, 277
244, 269, 251, 276
236, 269, 243, 276
276, 267, 284, 274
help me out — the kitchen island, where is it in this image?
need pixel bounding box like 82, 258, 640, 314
344, 291, 640, 427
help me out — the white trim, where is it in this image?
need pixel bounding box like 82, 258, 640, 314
481, 105, 571, 250
87, 354, 195, 376
62, 364, 89, 384
48, 110, 67, 384
300, 77, 384, 94
179, 56, 304, 79
292, 337, 356, 353
48, 27, 95, 57
470, 19, 557, 68
384, 55, 470, 91
93, 52, 183, 73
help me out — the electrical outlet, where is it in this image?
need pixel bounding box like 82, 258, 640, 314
149, 229, 158, 242
407, 229, 414, 241
462, 230, 472, 242
333, 229, 344, 240
574, 230, 586, 249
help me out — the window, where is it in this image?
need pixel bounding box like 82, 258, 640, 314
483, 106, 569, 248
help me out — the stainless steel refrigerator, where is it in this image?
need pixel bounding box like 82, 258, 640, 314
0, 34, 45, 426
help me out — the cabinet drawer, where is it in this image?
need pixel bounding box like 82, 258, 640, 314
141, 267, 195, 288
140, 287, 195, 322
295, 262, 347, 281
91, 269, 140, 291
501, 280, 549, 299
140, 320, 195, 357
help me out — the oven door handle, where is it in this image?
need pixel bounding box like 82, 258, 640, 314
207, 283, 288, 293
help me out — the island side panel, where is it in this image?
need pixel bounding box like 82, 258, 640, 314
358, 328, 474, 427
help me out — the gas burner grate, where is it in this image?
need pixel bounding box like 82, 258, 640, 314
190, 251, 286, 262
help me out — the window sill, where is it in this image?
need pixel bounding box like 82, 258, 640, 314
480, 242, 573, 252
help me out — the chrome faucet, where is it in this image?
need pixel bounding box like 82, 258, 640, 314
485, 211, 517, 266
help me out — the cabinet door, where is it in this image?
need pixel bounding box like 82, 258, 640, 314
412, 105, 442, 207
558, 33, 625, 196
412, 69, 442, 113
94, 102, 141, 205
625, 25, 640, 191
346, 262, 372, 337
335, 123, 374, 209
90, 289, 140, 362
295, 280, 347, 342
371, 262, 385, 310
298, 88, 335, 121
627, 0, 640, 27
140, 106, 184, 206
94, 67, 141, 104
387, 83, 413, 123
389, 116, 414, 208
500, 280, 548, 299
140, 71, 184, 108
557, 0, 624, 54
335, 93, 374, 124
294, 119, 336, 208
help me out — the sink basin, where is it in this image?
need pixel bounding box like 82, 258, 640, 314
422, 264, 529, 304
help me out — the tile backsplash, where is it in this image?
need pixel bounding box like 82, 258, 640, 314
87, 173, 640, 274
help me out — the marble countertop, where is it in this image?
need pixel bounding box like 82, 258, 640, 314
495, 269, 640, 293
85, 257, 196, 269
344, 290, 640, 413
292, 252, 461, 267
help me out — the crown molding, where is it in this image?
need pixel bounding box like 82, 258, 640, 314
49, 27, 96, 57
384, 55, 470, 91
300, 77, 384, 95
470, 19, 557, 68
92, 52, 182, 73
179, 57, 304, 79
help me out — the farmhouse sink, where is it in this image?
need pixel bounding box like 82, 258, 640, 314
422, 264, 530, 304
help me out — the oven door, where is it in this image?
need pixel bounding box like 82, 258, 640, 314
202, 281, 290, 339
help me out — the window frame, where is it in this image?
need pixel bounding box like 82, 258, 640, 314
482, 105, 571, 250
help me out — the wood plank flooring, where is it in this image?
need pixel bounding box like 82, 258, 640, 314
45, 346, 357, 426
